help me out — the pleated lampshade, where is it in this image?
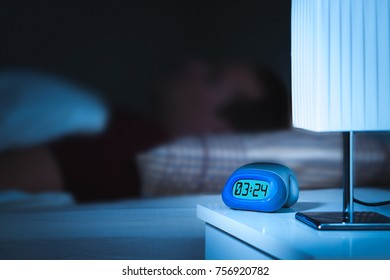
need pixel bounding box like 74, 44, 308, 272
291, 0, 390, 131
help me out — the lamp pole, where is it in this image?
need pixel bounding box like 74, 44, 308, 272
343, 131, 354, 223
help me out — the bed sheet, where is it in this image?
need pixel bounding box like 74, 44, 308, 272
0, 191, 218, 260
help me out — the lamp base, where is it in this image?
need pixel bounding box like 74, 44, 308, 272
296, 211, 390, 230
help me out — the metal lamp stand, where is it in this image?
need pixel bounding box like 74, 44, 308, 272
295, 132, 390, 230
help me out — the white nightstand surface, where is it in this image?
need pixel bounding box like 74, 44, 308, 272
197, 188, 390, 260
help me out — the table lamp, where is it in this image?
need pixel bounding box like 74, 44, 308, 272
291, 0, 390, 229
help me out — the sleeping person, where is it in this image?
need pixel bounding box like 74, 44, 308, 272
0, 65, 389, 202
49, 59, 292, 201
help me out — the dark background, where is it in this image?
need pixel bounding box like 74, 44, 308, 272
0, 0, 291, 114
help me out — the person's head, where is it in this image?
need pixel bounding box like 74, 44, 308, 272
153, 58, 290, 137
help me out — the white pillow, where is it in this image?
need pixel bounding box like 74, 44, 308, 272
0, 71, 108, 151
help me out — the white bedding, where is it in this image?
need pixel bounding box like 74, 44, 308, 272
0, 191, 218, 259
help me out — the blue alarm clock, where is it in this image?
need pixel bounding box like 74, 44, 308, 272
222, 163, 299, 212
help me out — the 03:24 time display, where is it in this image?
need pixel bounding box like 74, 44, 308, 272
234, 181, 268, 197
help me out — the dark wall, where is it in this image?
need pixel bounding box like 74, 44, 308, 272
0, 1, 291, 113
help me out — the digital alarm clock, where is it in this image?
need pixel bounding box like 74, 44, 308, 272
222, 163, 299, 212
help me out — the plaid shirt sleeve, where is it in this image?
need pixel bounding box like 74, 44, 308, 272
137, 130, 389, 196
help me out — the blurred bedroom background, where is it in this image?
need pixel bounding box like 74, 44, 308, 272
0, 1, 291, 111
1, 0, 389, 203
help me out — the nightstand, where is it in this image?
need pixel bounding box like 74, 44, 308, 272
197, 188, 390, 259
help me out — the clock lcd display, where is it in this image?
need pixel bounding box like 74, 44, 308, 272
232, 179, 270, 200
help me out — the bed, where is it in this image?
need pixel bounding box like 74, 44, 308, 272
0, 191, 216, 259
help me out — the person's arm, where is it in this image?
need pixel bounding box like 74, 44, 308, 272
0, 146, 63, 193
